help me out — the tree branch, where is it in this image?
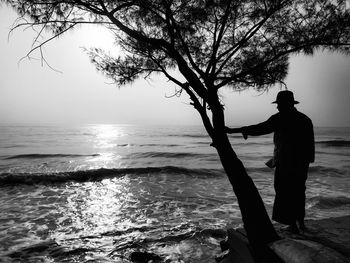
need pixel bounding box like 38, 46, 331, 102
164, 1, 206, 79
183, 83, 215, 139
216, 41, 350, 89
215, 8, 277, 78
206, 1, 232, 78
19, 22, 77, 63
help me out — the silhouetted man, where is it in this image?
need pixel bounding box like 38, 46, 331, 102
226, 90, 315, 233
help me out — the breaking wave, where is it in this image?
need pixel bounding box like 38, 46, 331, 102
308, 166, 348, 176
132, 151, 214, 159
309, 196, 350, 209
168, 134, 208, 138
0, 166, 224, 185
2, 153, 100, 160
316, 140, 350, 147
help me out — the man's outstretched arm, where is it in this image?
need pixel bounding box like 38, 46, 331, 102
225, 115, 276, 139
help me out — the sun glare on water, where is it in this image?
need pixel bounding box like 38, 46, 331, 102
93, 124, 124, 148
85, 124, 127, 169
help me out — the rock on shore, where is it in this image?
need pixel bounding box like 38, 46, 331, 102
275, 215, 350, 259
218, 215, 350, 263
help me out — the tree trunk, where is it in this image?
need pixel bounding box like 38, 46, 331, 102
215, 134, 280, 255
208, 95, 279, 260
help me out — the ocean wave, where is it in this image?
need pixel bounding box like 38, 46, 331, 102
0, 166, 224, 185
316, 140, 350, 147
191, 141, 272, 147
168, 134, 208, 138
246, 167, 273, 173
0, 144, 27, 149
315, 150, 350, 157
194, 141, 214, 145
309, 196, 350, 209
138, 143, 181, 147
248, 165, 348, 177
131, 151, 213, 159
2, 153, 100, 160
308, 166, 347, 176
114, 144, 131, 147
113, 143, 182, 148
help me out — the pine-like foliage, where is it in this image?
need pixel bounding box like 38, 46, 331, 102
4, 0, 350, 92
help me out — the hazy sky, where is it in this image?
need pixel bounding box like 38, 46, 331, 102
1, 7, 350, 127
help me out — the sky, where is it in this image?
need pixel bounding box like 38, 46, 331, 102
1, 7, 350, 127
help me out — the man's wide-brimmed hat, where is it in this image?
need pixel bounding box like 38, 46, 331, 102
272, 90, 299, 104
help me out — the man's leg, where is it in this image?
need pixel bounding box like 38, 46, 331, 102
296, 163, 309, 231
272, 165, 300, 233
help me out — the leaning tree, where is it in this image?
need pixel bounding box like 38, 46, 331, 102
3, 0, 350, 259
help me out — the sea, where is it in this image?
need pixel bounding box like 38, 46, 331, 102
0, 124, 349, 263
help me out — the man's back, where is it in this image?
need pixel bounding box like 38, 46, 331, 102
272, 109, 314, 165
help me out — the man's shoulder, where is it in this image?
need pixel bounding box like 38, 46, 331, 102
293, 110, 313, 129
269, 110, 312, 125
270, 112, 280, 119
295, 110, 312, 122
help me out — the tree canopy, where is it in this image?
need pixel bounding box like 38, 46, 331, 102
5, 1, 349, 89
5, 0, 349, 136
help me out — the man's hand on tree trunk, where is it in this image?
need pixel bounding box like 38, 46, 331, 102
225, 126, 248, 140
